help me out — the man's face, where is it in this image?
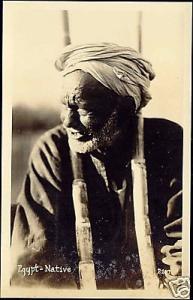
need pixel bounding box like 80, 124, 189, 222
60, 70, 122, 153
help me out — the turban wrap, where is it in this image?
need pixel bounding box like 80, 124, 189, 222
55, 43, 155, 110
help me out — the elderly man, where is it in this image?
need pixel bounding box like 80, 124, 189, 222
11, 43, 182, 289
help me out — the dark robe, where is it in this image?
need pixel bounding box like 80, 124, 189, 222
11, 118, 183, 289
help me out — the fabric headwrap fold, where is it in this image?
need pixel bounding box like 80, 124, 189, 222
55, 43, 155, 110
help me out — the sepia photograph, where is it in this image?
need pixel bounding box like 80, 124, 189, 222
1, 1, 191, 298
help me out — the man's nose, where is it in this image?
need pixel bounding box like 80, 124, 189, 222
62, 109, 80, 128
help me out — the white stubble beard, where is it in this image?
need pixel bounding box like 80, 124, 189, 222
66, 109, 122, 154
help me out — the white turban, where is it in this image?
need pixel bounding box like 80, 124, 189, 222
55, 43, 155, 110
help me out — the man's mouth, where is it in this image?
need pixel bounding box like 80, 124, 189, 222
68, 129, 92, 141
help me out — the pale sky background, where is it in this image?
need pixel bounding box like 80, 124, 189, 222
3, 2, 191, 126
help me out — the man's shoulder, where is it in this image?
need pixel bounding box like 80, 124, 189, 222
30, 124, 69, 161
143, 118, 183, 172
144, 117, 183, 144
40, 124, 68, 143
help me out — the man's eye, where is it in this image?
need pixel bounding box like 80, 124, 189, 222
77, 109, 94, 117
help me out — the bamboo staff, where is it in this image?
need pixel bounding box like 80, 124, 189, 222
70, 152, 97, 289
62, 10, 71, 46
131, 111, 159, 289
129, 12, 159, 289
62, 11, 96, 290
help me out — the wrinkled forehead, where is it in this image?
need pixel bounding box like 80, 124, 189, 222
61, 70, 115, 101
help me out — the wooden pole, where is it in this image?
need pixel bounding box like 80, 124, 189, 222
70, 152, 97, 290
62, 12, 96, 290
138, 11, 142, 54
131, 11, 159, 289
131, 113, 159, 289
62, 10, 71, 46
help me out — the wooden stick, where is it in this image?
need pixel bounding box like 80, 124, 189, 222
131, 111, 160, 289
70, 152, 97, 289
138, 11, 142, 54
62, 10, 71, 46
